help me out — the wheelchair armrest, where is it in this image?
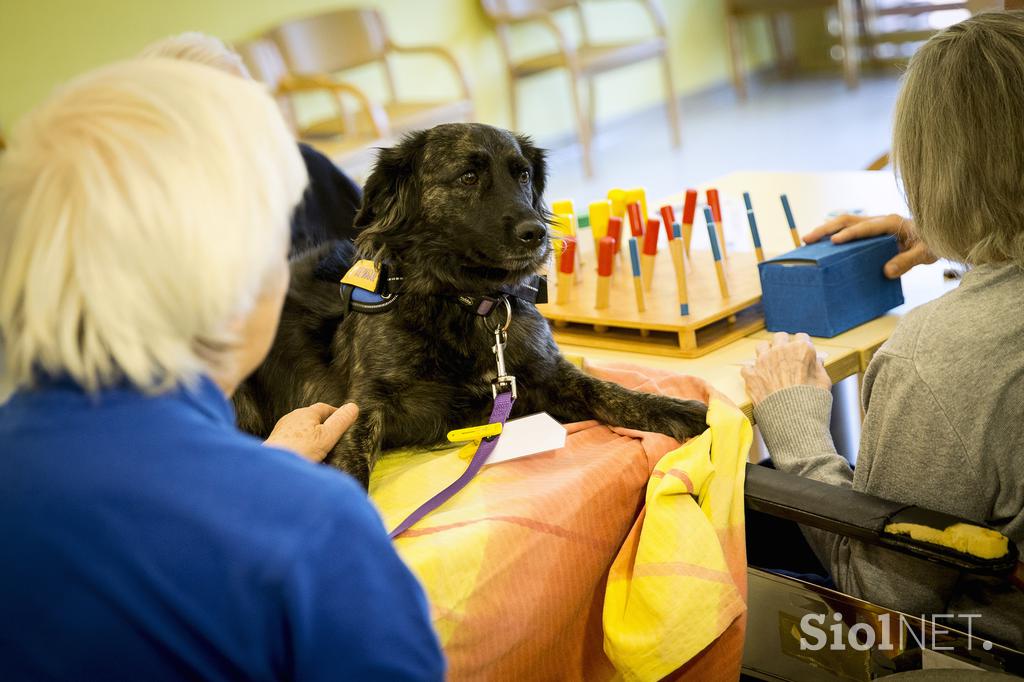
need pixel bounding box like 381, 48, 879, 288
744, 463, 1020, 576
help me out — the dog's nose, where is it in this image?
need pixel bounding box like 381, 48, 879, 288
514, 220, 547, 247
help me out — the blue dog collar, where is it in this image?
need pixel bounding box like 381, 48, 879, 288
338, 260, 547, 317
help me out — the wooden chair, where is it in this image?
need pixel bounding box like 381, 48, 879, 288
725, 0, 861, 99
266, 8, 473, 139
236, 37, 388, 170
857, 0, 979, 67
479, 0, 681, 178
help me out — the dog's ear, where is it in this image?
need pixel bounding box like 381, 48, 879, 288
354, 130, 428, 259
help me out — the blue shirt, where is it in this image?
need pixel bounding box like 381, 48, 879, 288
0, 377, 445, 681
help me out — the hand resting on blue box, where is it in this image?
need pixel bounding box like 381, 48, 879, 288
803, 213, 936, 278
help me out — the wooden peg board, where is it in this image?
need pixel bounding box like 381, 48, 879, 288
538, 244, 767, 358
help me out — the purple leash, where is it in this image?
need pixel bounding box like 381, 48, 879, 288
388, 390, 515, 539
388, 296, 518, 539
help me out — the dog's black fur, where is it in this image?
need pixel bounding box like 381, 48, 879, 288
234, 123, 707, 487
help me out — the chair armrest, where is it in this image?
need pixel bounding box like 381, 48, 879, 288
580, 0, 669, 38
636, 0, 669, 37
490, 10, 579, 65
744, 463, 1020, 576
386, 44, 473, 100
277, 74, 391, 138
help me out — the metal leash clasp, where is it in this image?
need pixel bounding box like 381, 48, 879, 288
487, 296, 517, 399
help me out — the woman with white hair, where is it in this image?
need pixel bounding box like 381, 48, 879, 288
0, 59, 444, 679
742, 12, 1024, 647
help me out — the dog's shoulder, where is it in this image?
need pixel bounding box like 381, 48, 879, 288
310, 240, 357, 284
290, 239, 356, 283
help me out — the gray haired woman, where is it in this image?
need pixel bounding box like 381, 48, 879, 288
743, 12, 1024, 648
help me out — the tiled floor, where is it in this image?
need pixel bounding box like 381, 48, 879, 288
543, 72, 903, 204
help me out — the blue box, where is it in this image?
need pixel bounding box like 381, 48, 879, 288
757, 235, 904, 337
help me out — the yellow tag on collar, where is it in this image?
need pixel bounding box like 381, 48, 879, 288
340, 259, 381, 292
447, 423, 503, 443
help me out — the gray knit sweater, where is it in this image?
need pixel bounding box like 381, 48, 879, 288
753, 263, 1024, 648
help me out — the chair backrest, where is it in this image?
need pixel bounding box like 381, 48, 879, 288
234, 38, 303, 133
269, 8, 390, 75
479, 0, 577, 20
236, 38, 289, 90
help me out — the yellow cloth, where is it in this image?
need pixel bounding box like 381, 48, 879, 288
603, 398, 752, 681
368, 367, 750, 680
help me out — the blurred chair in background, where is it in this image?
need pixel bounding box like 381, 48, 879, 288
236, 37, 390, 170
267, 8, 473, 137
239, 8, 473, 173
724, 0, 861, 99
857, 1, 980, 66
479, 0, 680, 178
139, 31, 366, 245
725, 0, 1005, 100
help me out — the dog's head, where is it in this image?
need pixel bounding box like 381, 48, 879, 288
354, 123, 550, 293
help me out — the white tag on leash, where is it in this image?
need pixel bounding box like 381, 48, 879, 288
486, 412, 566, 466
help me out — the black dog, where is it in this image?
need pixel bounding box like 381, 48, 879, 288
234, 123, 707, 487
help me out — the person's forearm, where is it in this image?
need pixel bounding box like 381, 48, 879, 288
753, 385, 854, 571
753, 385, 853, 487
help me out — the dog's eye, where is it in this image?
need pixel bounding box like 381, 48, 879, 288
460, 171, 479, 186
518, 170, 531, 185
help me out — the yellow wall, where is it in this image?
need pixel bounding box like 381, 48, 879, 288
0, 0, 771, 142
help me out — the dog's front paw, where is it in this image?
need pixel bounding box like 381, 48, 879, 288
325, 433, 375, 489
641, 396, 708, 442
325, 450, 371, 488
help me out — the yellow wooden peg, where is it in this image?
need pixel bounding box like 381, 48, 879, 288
550, 213, 573, 237
589, 200, 611, 242
589, 200, 611, 272
625, 187, 648, 224
607, 188, 627, 218
551, 199, 575, 216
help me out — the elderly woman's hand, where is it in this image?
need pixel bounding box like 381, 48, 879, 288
741, 333, 831, 406
264, 403, 359, 463
803, 213, 937, 278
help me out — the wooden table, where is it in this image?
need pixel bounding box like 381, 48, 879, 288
561, 170, 958, 421
562, 337, 860, 423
